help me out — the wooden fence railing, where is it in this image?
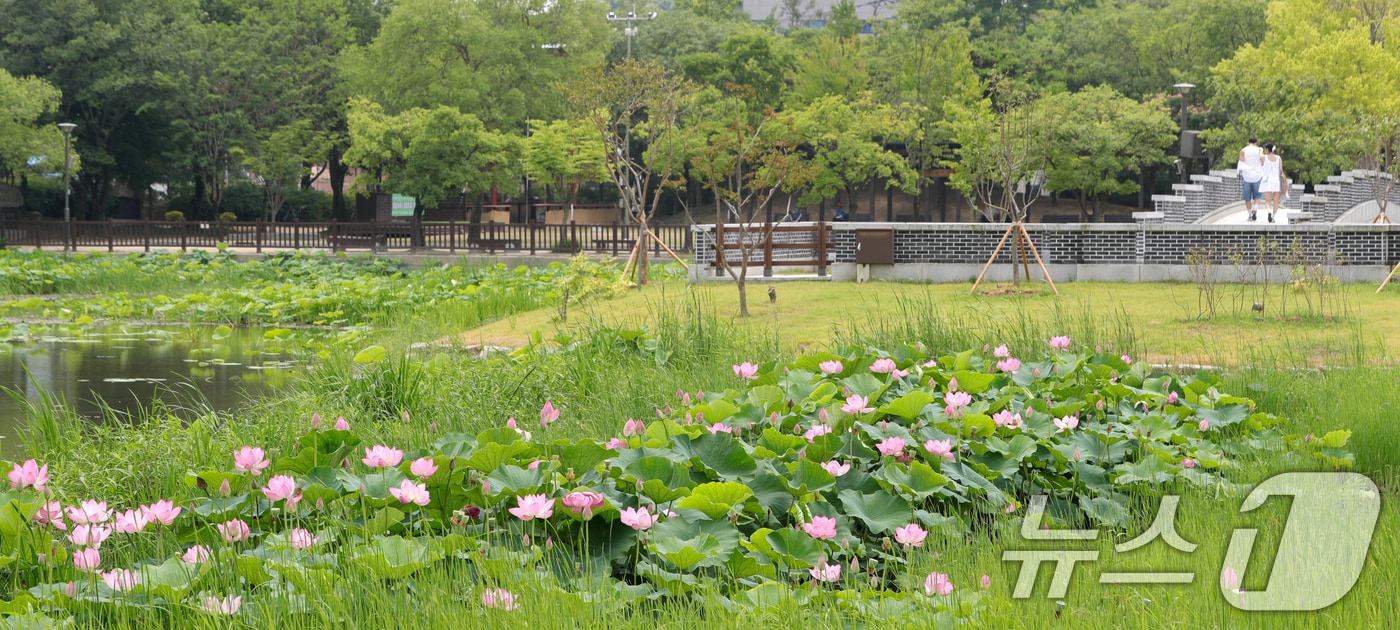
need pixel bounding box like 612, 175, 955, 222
0, 219, 694, 256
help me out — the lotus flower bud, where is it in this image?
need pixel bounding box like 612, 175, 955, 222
217, 479, 231, 497
311, 412, 323, 429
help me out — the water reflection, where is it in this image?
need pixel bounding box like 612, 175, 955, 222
0, 325, 301, 457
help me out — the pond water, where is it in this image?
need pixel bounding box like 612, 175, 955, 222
0, 324, 304, 457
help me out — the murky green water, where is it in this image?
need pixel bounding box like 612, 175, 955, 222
0, 324, 304, 457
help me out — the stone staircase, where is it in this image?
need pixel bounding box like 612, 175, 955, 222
1151, 168, 1400, 224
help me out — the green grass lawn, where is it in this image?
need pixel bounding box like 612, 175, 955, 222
7, 255, 1397, 628
461, 280, 1395, 368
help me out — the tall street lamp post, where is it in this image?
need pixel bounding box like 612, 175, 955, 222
58, 122, 77, 251
606, 9, 656, 59
1174, 83, 1195, 184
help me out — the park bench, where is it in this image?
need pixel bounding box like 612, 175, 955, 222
472, 238, 521, 251
327, 233, 386, 252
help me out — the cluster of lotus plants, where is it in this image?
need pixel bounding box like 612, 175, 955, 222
0, 337, 1346, 623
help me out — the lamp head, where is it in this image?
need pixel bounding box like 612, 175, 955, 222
606, 11, 616, 19
57, 122, 77, 135
1173, 83, 1195, 96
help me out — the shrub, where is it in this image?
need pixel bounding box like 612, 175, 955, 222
164, 210, 186, 222
219, 212, 238, 223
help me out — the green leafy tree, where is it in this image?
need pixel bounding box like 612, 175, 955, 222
0, 70, 70, 182
344, 99, 519, 246
1040, 86, 1177, 222
786, 33, 873, 107
672, 0, 746, 22
680, 28, 797, 111
523, 119, 608, 221
561, 60, 697, 286
623, 9, 737, 69
341, 0, 611, 130
789, 93, 922, 216
230, 120, 323, 222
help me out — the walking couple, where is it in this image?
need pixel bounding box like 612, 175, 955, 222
1238, 138, 1286, 222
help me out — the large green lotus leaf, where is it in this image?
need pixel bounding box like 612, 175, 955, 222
725, 549, 777, 580
1066, 432, 1129, 464
654, 533, 727, 570
548, 440, 610, 475
432, 433, 476, 459
744, 527, 824, 569
1112, 456, 1174, 485
747, 473, 795, 514
1004, 435, 1040, 460
486, 464, 543, 494
805, 381, 840, 405
347, 468, 408, 500
1196, 404, 1249, 429
136, 557, 206, 600
745, 385, 785, 409
836, 490, 911, 534
785, 459, 837, 496
939, 462, 999, 498
295, 429, 361, 455
352, 536, 443, 580
840, 373, 884, 398
624, 456, 694, 488
476, 427, 525, 447
691, 433, 758, 479
676, 482, 753, 519
652, 517, 741, 559
757, 429, 808, 457
1134, 415, 1176, 441
1079, 495, 1130, 527
463, 441, 536, 473
357, 507, 405, 538
794, 352, 847, 374
949, 371, 996, 394
879, 391, 934, 420
873, 461, 947, 501
960, 413, 996, 439
696, 398, 740, 423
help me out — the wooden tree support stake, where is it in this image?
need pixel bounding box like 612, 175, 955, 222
970, 222, 1059, 296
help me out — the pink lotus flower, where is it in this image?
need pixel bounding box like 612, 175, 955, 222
876, 436, 906, 457
980, 574, 991, 588
334, 416, 350, 431
803, 424, 832, 442
540, 400, 560, 428
101, 569, 139, 592
67, 525, 111, 548
992, 410, 1017, 427
993, 345, 1009, 358
506, 417, 518, 430
7, 459, 48, 491
809, 562, 841, 583
1054, 415, 1079, 433
707, 423, 734, 434
604, 438, 627, 449
870, 358, 897, 374
821, 460, 850, 477
623, 418, 646, 437
140, 500, 181, 526
362, 445, 404, 468
233, 447, 270, 476
482, 587, 520, 610
842, 394, 875, 415
1166, 391, 1179, 405
311, 412, 323, 429
1198, 419, 1210, 432
924, 572, 954, 596
733, 362, 759, 380
34, 501, 66, 530
72, 547, 100, 571
619, 506, 658, 530
65, 500, 110, 525
561, 491, 605, 519
1221, 566, 1243, 593
262, 475, 298, 502
944, 391, 973, 414
803, 516, 837, 540
410, 457, 438, 479
182, 545, 211, 564
1121, 354, 1133, 364
1182, 458, 1196, 469
1049, 336, 1071, 350
894, 523, 928, 547
996, 357, 1021, 374
508, 494, 554, 521
217, 519, 251, 543
923, 439, 955, 460
389, 479, 431, 506
113, 509, 150, 534
819, 360, 843, 375
948, 377, 959, 392
202, 595, 242, 615
288, 528, 318, 549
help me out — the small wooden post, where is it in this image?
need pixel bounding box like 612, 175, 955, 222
180, 220, 187, 252
763, 222, 774, 278
816, 222, 828, 278
107, 219, 114, 253
255, 218, 263, 253
449, 218, 457, 253
143, 218, 151, 253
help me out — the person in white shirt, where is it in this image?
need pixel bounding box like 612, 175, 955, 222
1238, 138, 1265, 221
1259, 143, 1284, 223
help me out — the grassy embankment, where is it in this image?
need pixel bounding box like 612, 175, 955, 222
7, 252, 1396, 628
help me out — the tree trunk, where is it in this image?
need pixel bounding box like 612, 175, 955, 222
412, 198, 426, 248
637, 214, 649, 287
1076, 190, 1087, 222
329, 146, 349, 221
468, 195, 483, 242
1092, 195, 1105, 223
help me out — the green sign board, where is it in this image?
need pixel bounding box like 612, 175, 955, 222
391, 194, 415, 218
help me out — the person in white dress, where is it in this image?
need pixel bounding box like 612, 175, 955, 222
1259, 143, 1284, 223
1238, 138, 1265, 221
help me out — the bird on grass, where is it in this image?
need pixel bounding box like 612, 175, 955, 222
768, 286, 777, 304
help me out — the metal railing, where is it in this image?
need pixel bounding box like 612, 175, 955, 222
0, 219, 694, 256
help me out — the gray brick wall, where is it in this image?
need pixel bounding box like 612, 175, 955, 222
693, 223, 1400, 269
